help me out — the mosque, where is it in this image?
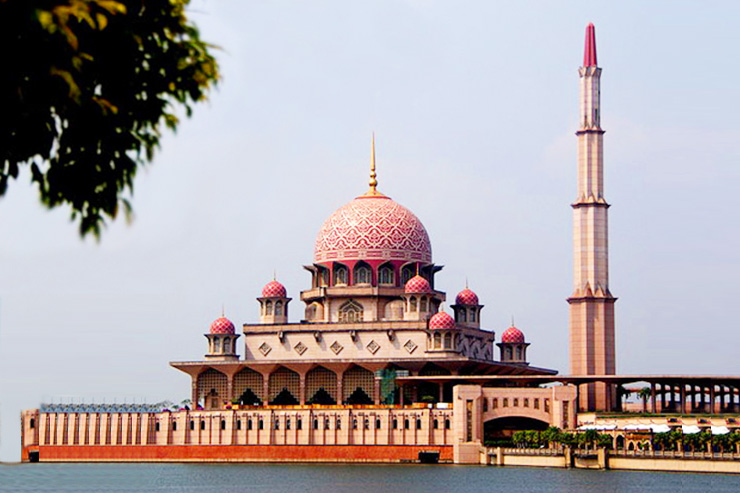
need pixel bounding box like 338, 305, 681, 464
19, 24, 740, 465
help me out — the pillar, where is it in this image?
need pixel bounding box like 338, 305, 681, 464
680, 384, 687, 415
710, 385, 716, 414
227, 373, 234, 403
299, 373, 306, 405
650, 383, 657, 413
191, 377, 198, 408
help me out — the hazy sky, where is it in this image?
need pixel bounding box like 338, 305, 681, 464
1, 1, 738, 461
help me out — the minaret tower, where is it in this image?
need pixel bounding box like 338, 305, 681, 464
568, 23, 617, 412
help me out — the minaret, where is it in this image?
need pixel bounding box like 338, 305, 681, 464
568, 23, 617, 412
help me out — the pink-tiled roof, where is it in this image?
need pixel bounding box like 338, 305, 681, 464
405, 275, 432, 294
210, 317, 235, 335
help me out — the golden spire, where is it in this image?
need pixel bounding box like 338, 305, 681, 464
364, 133, 384, 197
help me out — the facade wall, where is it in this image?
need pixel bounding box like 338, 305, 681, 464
37, 444, 453, 463
27, 407, 454, 453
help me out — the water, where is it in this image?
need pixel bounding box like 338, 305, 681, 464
1, 463, 739, 492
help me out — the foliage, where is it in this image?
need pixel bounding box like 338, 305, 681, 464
638, 387, 652, 412
0, 0, 219, 236
511, 427, 612, 450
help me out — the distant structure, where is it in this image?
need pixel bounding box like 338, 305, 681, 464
568, 23, 617, 412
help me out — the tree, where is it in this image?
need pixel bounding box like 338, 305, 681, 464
638, 387, 652, 413
0, 0, 218, 236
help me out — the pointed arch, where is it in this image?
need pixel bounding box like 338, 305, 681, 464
306, 366, 338, 404
353, 261, 372, 285
378, 262, 395, 285
234, 367, 264, 405
333, 263, 348, 286
338, 300, 364, 322
197, 369, 228, 408
268, 367, 300, 405
342, 366, 374, 404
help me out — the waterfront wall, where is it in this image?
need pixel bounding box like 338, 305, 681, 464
37, 444, 453, 463
485, 448, 740, 474
22, 406, 454, 462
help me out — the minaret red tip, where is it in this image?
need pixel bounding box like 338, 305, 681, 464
583, 23, 597, 67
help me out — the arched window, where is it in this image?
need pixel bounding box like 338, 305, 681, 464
354, 263, 371, 285
469, 309, 476, 322
379, 264, 394, 285
401, 265, 414, 285
306, 302, 324, 321
459, 309, 467, 323
506, 347, 513, 360
434, 332, 442, 348
410, 297, 417, 312
338, 300, 363, 323
319, 269, 329, 287
214, 338, 221, 352
443, 333, 452, 349
223, 339, 230, 353
334, 265, 348, 285
420, 297, 428, 312
265, 300, 273, 315
275, 301, 283, 316
516, 346, 522, 360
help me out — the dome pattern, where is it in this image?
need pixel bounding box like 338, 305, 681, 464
429, 311, 456, 330
210, 317, 235, 334
314, 195, 432, 263
455, 288, 479, 305
262, 280, 287, 298
405, 275, 432, 294
501, 326, 525, 343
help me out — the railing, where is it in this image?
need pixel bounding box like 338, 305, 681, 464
611, 450, 740, 461
489, 447, 563, 457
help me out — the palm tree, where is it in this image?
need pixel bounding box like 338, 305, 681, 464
638, 387, 652, 413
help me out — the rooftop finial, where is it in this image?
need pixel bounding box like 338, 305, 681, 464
362, 133, 386, 197
369, 132, 378, 190
583, 23, 597, 67
511, 315, 515, 327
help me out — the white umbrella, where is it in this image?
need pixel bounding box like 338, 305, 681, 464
650, 424, 671, 433
711, 426, 730, 435
681, 425, 701, 434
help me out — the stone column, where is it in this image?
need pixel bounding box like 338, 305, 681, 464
337, 372, 344, 405
299, 372, 306, 405
262, 375, 271, 406
660, 383, 666, 412
191, 377, 199, 408
680, 384, 687, 415
227, 373, 234, 403
710, 386, 716, 414
650, 383, 657, 413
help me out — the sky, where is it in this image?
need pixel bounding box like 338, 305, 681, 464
1, 0, 739, 462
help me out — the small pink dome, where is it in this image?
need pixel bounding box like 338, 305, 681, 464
210, 317, 235, 334
405, 275, 432, 294
429, 311, 456, 330
501, 326, 525, 343
262, 280, 287, 298
455, 288, 479, 305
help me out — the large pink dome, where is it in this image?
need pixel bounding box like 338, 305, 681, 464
314, 195, 432, 264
